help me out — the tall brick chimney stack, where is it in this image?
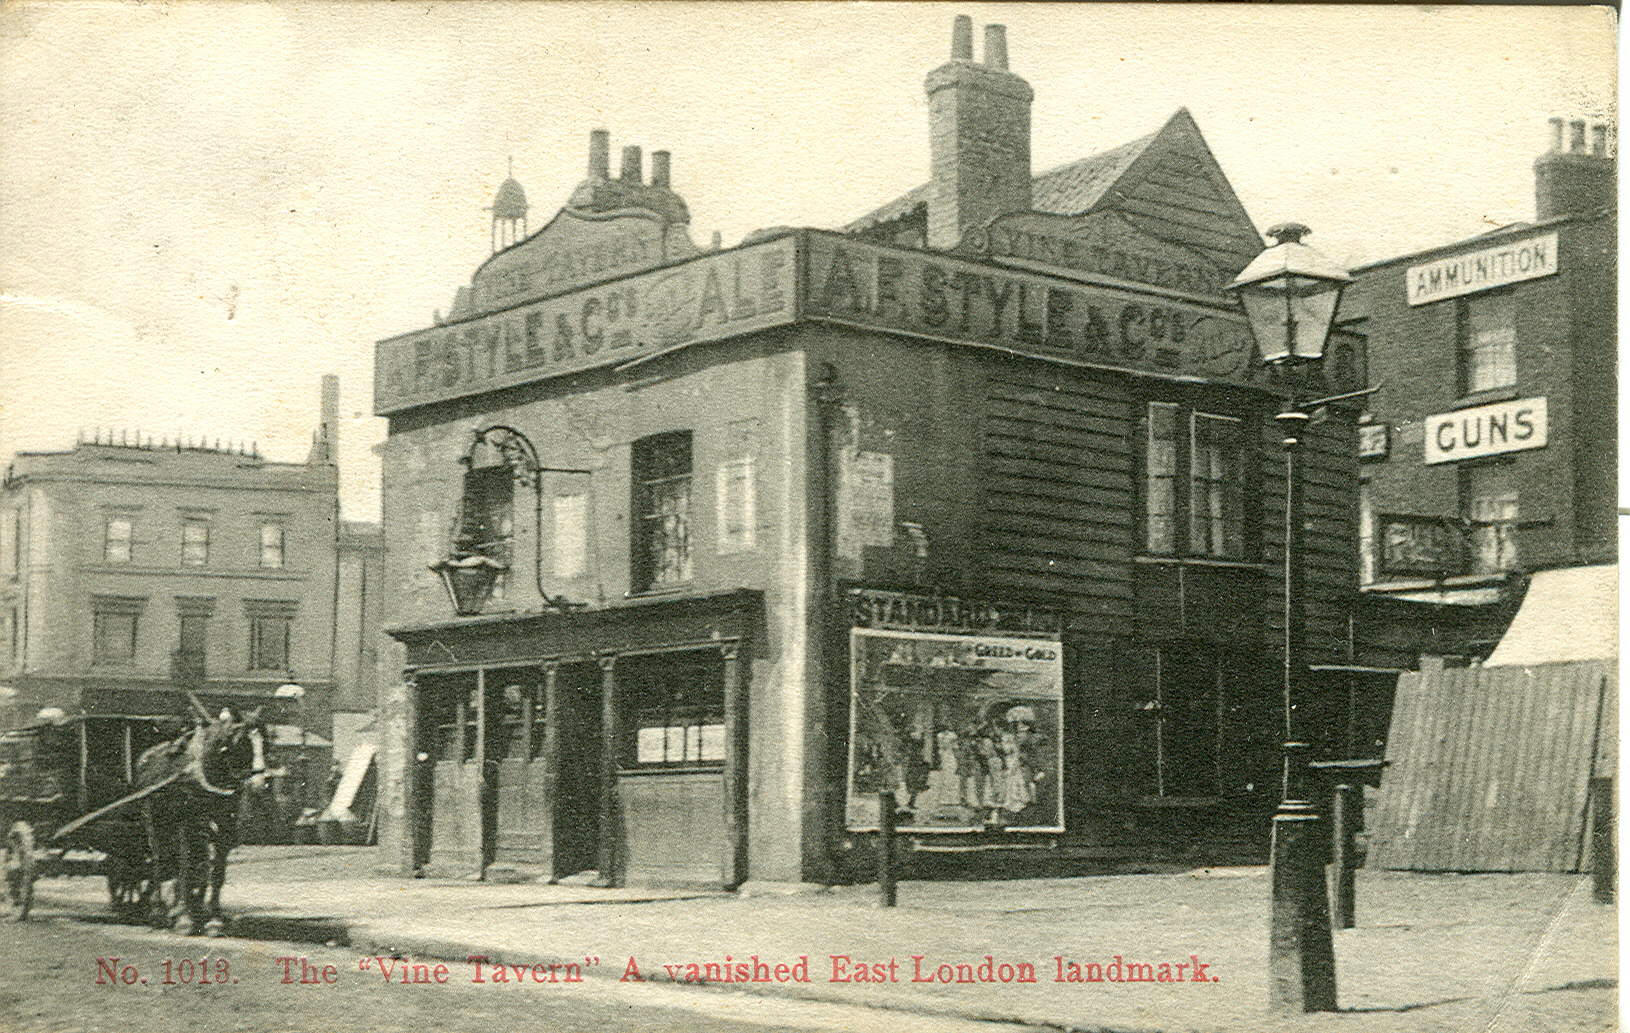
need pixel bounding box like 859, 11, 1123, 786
1535, 116, 1615, 219
925, 15, 1034, 249
308, 373, 340, 466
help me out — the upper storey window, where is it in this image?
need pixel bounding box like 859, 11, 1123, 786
259, 524, 286, 569
458, 464, 514, 600
1461, 292, 1516, 395
632, 431, 693, 591
104, 516, 133, 564
181, 518, 210, 567
1144, 404, 1245, 560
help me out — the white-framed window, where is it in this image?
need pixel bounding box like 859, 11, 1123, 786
1462, 292, 1516, 394
259, 523, 286, 569
1468, 492, 1519, 574
181, 518, 210, 567
716, 456, 756, 554
552, 493, 587, 579
1143, 403, 1246, 559
104, 516, 133, 564
1189, 414, 1244, 559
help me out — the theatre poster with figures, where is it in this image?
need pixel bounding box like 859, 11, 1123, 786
845, 628, 1064, 833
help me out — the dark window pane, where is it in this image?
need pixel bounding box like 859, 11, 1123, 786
632, 432, 693, 590
93, 612, 137, 663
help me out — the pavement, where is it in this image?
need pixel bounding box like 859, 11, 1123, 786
29, 845, 1618, 1033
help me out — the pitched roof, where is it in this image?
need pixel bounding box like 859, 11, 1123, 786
843, 129, 1158, 234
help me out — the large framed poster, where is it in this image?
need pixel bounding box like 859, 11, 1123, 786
845, 628, 1064, 833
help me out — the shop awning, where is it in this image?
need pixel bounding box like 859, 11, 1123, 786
1483, 564, 1617, 667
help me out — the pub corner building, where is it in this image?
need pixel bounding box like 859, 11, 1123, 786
373, 18, 1372, 888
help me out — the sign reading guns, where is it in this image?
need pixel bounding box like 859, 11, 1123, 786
1423, 397, 1547, 465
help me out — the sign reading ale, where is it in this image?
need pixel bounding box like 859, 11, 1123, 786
375, 236, 797, 414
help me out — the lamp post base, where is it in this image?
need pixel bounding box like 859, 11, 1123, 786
1269, 800, 1338, 1013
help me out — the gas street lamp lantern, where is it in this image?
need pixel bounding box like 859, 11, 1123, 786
1225, 222, 1352, 1015
430, 425, 591, 618
429, 553, 509, 617
1227, 222, 1352, 366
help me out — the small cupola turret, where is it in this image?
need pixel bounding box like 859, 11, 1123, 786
488, 156, 529, 252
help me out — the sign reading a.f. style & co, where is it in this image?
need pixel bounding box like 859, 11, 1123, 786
1424, 396, 1548, 464
1406, 233, 1558, 306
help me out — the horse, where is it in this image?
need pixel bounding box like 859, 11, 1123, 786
133, 701, 267, 935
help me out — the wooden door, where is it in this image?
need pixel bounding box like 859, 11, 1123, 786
426, 681, 481, 876
490, 678, 551, 866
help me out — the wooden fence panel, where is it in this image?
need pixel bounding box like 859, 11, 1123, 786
1368, 660, 1615, 872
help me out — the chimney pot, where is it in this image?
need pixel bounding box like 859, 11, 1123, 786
620, 144, 642, 183
983, 24, 1008, 70
951, 15, 973, 60
1570, 119, 1587, 153
1591, 124, 1608, 157
589, 130, 610, 178
1549, 117, 1565, 153
650, 150, 671, 187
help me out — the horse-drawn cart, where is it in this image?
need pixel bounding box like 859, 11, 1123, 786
0, 714, 187, 920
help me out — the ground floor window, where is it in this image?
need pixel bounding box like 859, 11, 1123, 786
620, 652, 724, 767
92, 596, 145, 665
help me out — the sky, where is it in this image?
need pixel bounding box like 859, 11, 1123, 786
0, 1, 1616, 521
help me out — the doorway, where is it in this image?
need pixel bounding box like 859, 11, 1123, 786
552, 663, 602, 878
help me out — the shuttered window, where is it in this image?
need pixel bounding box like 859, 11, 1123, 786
1144, 404, 1179, 553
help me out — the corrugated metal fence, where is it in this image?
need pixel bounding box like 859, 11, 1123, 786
1368, 660, 1616, 873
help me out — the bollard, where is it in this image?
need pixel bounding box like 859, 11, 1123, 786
1326, 784, 1356, 929
1589, 777, 1614, 904
878, 789, 897, 908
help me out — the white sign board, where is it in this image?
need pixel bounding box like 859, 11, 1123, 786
1407, 233, 1558, 306
1424, 397, 1548, 464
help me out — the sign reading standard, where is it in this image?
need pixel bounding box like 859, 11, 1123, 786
1407, 233, 1558, 306
1424, 397, 1548, 465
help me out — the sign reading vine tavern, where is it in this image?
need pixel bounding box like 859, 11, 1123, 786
963, 210, 1230, 298
469, 207, 697, 315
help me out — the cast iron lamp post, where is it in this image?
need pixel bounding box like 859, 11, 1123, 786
429, 425, 592, 617
274, 680, 308, 820
1224, 222, 1352, 1014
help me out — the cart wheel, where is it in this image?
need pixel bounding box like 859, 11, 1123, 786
4, 821, 37, 921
